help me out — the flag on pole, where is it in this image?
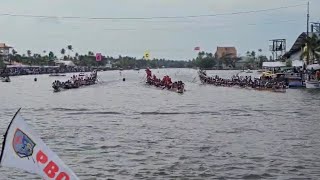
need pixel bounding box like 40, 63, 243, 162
96, 53, 102, 62
144, 51, 150, 60
194, 47, 200, 51
0, 109, 79, 180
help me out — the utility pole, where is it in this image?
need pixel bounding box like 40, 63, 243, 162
306, 1, 310, 65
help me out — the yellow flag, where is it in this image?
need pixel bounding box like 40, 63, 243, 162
144, 51, 150, 60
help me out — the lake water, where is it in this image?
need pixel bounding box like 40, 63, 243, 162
0, 69, 320, 179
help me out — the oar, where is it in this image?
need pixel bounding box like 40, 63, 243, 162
140, 74, 146, 82
191, 76, 197, 83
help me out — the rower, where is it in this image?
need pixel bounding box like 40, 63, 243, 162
146, 67, 152, 78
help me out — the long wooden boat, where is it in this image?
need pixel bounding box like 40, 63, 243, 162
146, 80, 185, 94
49, 73, 66, 77
52, 71, 97, 92
198, 70, 286, 93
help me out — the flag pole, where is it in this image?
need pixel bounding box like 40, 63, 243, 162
0, 108, 21, 164
306, 1, 310, 65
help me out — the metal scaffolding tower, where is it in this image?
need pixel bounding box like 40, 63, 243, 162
269, 39, 286, 61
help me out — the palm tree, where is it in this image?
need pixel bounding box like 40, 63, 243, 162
258, 49, 262, 56
88, 51, 94, 56
251, 51, 256, 59
197, 51, 205, 59
75, 52, 79, 60
67, 45, 73, 58
246, 51, 251, 57
301, 33, 320, 64
61, 48, 66, 58
48, 51, 55, 60
27, 50, 32, 57
12, 49, 17, 55
48, 51, 55, 66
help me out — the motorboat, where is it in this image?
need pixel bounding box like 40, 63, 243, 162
305, 64, 320, 89
305, 80, 320, 89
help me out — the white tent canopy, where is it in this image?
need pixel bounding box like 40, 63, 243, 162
54, 60, 75, 67
307, 64, 320, 70
262, 61, 286, 68
292, 60, 304, 67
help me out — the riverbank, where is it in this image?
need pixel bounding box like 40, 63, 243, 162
0, 66, 118, 77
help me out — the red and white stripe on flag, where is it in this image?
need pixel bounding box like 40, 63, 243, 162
96, 53, 102, 62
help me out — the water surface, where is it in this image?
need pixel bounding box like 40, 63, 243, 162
0, 69, 320, 179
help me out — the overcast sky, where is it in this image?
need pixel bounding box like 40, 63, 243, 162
0, 0, 319, 60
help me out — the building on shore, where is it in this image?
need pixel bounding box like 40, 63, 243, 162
214, 46, 238, 69
214, 46, 237, 59
0, 43, 13, 63
283, 32, 320, 64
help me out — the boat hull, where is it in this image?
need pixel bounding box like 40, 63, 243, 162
305, 80, 320, 89
146, 83, 185, 94
49, 74, 66, 77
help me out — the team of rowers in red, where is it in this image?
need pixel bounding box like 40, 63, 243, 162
145, 68, 185, 93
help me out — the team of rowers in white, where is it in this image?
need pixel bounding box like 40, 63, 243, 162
52, 70, 97, 91
198, 70, 286, 92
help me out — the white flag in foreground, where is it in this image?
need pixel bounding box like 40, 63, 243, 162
0, 109, 79, 180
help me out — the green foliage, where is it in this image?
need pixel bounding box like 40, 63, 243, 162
193, 51, 217, 69
0, 59, 4, 68
27, 50, 32, 57
67, 45, 73, 51
286, 59, 292, 67
61, 48, 65, 55
301, 33, 320, 64
5, 45, 270, 70
257, 55, 268, 69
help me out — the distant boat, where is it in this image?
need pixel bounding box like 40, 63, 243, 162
246, 69, 253, 73
305, 80, 320, 89
49, 73, 66, 77
305, 64, 320, 89
134, 67, 140, 71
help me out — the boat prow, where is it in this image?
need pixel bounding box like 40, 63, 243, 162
1, 76, 11, 82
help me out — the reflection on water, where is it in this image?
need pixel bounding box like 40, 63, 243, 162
1, 69, 320, 179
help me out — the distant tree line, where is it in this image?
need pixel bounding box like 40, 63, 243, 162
1, 45, 272, 70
